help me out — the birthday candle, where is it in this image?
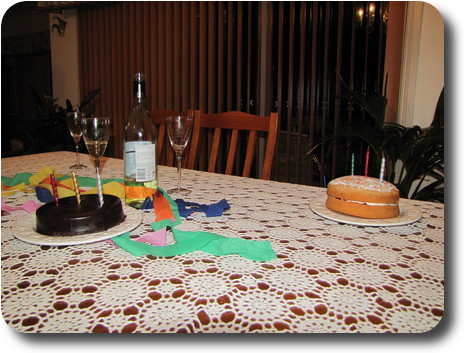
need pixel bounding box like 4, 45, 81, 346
379, 157, 386, 183
364, 146, 370, 176
49, 174, 59, 206
71, 170, 81, 205
351, 154, 355, 175
96, 168, 104, 207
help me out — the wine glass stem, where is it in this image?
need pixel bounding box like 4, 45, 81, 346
176, 153, 182, 190
94, 158, 104, 206
75, 143, 80, 165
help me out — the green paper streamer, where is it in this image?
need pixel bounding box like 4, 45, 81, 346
2, 172, 33, 186
112, 188, 276, 262
2, 172, 123, 189
111, 229, 276, 262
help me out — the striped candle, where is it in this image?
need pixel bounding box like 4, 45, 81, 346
379, 157, 386, 183
49, 174, 59, 206
96, 168, 104, 206
364, 146, 370, 176
71, 170, 81, 205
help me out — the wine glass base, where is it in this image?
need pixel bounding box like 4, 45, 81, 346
69, 164, 88, 170
167, 187, 191, 195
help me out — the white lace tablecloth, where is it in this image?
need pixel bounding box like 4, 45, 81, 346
1, 152, 444, 333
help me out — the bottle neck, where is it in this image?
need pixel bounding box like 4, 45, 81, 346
133, 80, 146, 108
134, 96, 146, 108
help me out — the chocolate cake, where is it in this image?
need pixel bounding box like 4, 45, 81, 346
36, 194, 126, 236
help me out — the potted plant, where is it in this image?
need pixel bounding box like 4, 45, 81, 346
307, 74, 444, 203
19, 88, 100, 154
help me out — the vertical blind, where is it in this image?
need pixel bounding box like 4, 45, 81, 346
78, 1, 387, 184
269, 1, 388, 185
78, 1, 262, 159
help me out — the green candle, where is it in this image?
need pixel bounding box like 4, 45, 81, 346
351, 154, 354, 175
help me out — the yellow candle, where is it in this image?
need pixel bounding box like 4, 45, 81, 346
71, 170, 81, 204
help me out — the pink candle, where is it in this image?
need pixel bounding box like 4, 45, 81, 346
50, 174, 59, 206
364, 146, 370, 176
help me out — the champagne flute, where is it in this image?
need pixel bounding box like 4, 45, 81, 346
66, 112, 87, 169
166, 114, 194, 194
80, 117, 111, 206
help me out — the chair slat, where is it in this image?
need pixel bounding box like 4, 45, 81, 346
156, 124, 166, 162
188, 110, 280, 180
208, 128, 222, 173
243, 130, 257, 177
262, 112, 279, 180
225, 129, 239, 175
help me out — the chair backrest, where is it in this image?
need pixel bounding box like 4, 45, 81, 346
149, 109, 193, 166
186, 110, 279, 180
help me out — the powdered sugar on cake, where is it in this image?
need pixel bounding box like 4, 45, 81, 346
328, 175, 398, 192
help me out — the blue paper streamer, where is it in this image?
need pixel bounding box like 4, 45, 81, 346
175, 198, 230, 218
35, 187, 54, 203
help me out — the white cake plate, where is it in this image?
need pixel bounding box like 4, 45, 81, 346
310, 198, 422, 227
12, 205, 142, 246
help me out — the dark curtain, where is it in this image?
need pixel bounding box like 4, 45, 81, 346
77, 1, 387, 184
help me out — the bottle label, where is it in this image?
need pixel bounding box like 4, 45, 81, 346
124, 141, 156, 182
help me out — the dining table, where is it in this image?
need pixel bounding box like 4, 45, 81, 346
1, 151, 444, 333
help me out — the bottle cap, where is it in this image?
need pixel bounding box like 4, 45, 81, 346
134, 72, 145, 82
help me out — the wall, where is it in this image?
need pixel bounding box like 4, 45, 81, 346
398, 2, 444, 127
1, 4, 79, 109
50, 3, 445, 128
414, 3, 444, 126
49, 9, 80, 107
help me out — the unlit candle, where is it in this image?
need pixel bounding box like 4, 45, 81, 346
50, 174, 59, 206
379, 157, 385, 183
364, 146, 370, 176
71, 170, 81, 205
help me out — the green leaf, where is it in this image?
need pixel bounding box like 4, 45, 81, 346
79, 89, 101, 112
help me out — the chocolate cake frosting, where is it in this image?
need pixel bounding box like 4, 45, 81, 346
36, 194, 126, 236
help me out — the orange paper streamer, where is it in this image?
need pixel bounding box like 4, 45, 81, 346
124, 186, 158, 201
153, 191, 175, 222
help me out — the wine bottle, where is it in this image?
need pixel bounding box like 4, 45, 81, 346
123, 73, 158, 208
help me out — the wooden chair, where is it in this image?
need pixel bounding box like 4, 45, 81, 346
186, 110, 279, 180
149, 109, 193, 167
